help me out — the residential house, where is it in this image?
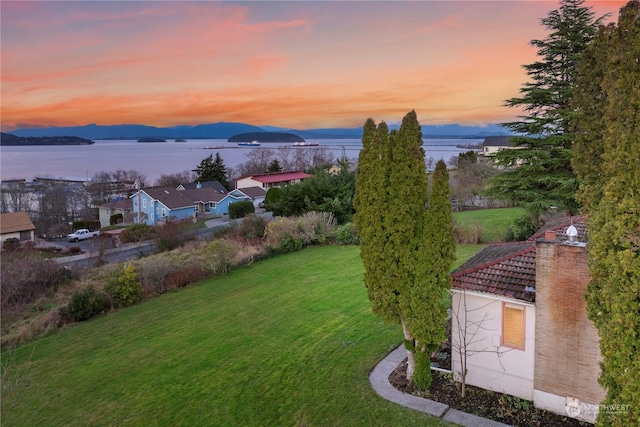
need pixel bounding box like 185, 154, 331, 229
450, 217, 604, 423
130, 186, 251, 225
97, 198, 133, 228
237, 186, 267, 208
0, 212, 36, 246
235, 171, 311, 190
480, 136, 514, 156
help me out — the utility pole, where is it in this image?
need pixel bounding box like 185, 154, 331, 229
135, 179, 141, 224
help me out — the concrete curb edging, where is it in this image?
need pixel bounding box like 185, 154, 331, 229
369, 345, 511, 427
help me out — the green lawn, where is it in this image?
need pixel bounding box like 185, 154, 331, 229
2, 205, 516, 426
453, 207, 525, 243
1, 245, 451, 427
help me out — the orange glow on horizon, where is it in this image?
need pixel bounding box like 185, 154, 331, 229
0, 0, 628, 132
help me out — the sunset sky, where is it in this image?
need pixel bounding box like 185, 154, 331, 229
0, 0, 627, 132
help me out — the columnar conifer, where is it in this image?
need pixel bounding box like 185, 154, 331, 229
572, 2, 640, 424
354, 111, 454, 386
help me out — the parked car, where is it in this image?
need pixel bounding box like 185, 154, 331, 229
66, 229, 100, 242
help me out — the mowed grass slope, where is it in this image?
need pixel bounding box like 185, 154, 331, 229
2, 245, 451, 427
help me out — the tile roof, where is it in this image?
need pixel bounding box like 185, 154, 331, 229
452, 242, 537, 303
452, 215, 586, 303
0, 212, 36, 234
528, 215, 587, 243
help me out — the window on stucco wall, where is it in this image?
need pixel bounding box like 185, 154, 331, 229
502, 303, 525, 350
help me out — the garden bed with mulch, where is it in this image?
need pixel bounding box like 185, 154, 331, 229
388, 357, 590, 427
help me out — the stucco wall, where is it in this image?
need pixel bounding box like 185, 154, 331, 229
451, 290, 536, 401
236, 177, 262, 189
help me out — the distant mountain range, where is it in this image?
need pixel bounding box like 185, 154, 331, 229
6, 122, 511, 140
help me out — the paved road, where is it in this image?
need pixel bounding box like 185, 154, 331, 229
52, 213, 272, 268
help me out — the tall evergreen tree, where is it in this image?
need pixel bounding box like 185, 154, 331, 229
406, 159, 456, 388
267, 159, 282, 173
573, 2, 640, 424
486, 0, 603, 224
193, 153, 230, 190
353, 118, 395, 321
354, 111, 454, 386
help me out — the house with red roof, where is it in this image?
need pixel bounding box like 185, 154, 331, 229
450, 216, 604, 423
235, 171, 311, 190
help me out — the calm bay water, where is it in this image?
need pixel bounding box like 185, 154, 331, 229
0, 138, 481, 183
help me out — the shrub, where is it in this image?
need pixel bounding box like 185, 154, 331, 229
61, 285, 109, 322
264, 187, 283, 211
453, 220, 484, 244
236, 214, 267, 241
2, 238, 21, 252
278, 233, 304, 254
298, 212, 337, 244
153, 219, 190, 251
207, 239, 240, 275
229, 201, 255, 219
105, 264, 141, 308
165, 264, 209, 289
137, 257, 173, 296
120, 224, 150, 243
1, 252, 76, 309
68, 246, 82, 255
264, 217, 303, 248
505, 214, 538, 241
336, 223, 360, 245
110, 213, 123, 225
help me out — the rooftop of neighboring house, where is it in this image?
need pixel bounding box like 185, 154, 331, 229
0, 212, 36, 234
177, 181, 228, 193
239, 186, 267, 198
481, 136, 513, 147
452, 215, 587, 303
97, 199, 133, 210
136, 186, 235, 209
238, 171, 311, 184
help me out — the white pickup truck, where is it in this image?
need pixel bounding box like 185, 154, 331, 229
67, 229, 100, 242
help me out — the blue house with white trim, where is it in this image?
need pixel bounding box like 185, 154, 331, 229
131, 185, 251, 225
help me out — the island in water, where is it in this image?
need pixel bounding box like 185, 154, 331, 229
137, 137, 167, 142
0, 132, 95, 146
228, 132, 304, 143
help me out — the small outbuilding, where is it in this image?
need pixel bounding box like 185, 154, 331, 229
0, 212, 36, 246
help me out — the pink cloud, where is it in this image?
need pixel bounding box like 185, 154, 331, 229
0, 0, 629, 131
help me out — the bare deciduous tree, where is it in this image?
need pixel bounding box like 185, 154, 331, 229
154, 170, 198, 187
0, 181, 31, 213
